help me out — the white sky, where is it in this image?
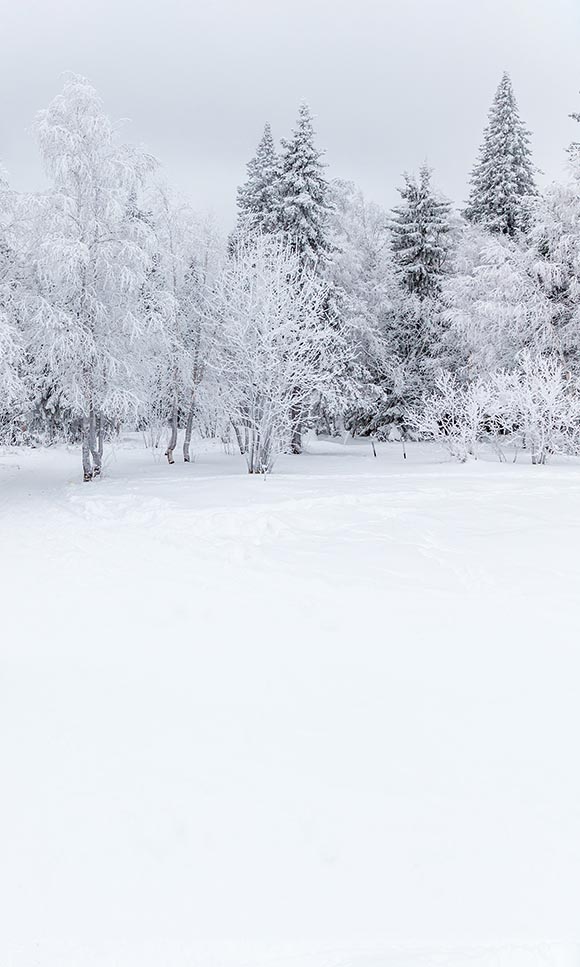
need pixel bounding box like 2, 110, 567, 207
1, 0, 579, 226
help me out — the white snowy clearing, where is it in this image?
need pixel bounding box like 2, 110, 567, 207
1, 437, 580, 967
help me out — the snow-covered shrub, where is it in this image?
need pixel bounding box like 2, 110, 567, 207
415, 352, 580, 465
410, 371, 493, 461
490, 351, 580, 464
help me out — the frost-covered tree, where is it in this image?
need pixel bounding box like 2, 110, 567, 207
442, 223, 552, 377
140, 187, 198, 463
234, 122, 280, 239
369, 167, 454, 438
465, 72, 536, 236
0, 169, 28, 441
527, 122, 580, 367
29, 74, 158, 480
328, 180, 397, 434
209, 235, 344, 473
277, 102, 332, 272
390, 164, 452, 298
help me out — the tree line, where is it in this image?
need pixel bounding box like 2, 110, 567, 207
1, 71, 579, 477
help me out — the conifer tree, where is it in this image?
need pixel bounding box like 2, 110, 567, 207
277, 102, 332, 272
390, 164, 452, 298
235, 122, 280, 238
464, 72, 536, 236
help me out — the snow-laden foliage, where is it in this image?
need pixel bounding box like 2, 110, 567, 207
465, 72, 536, 236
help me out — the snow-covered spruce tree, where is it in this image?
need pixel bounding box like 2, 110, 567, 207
29, 74, 158, 480
209, 234, 344, 474
390, 164, 452, 299
371, 166, 454, 440
233, 122, 280, 242
464, 72, 536, 236
278, 102, 333, 273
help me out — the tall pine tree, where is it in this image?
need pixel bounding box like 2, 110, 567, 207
465, 72, 536, 236
390, 164, 452, 298
277, 102, 332, 272
235, 122, 280, 238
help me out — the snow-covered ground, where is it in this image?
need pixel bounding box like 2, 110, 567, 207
1, 437, 580, 967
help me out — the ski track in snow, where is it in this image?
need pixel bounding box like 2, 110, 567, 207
1, 438, 580, 966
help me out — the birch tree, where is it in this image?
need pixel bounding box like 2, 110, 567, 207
29, 74, 157, 479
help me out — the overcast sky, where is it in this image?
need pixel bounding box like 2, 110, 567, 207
1, 0, 579, 226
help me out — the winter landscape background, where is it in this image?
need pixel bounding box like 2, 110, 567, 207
2, 0, 580, 965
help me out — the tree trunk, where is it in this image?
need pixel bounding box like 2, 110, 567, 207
97, 413, 104, 462
290, 393, 302, 455
291, 423, 302, 455
183, 400, 195, 462
165, 403, 178, 464
81, 416, 93, 481
233, 422, 247, 455
88, 409, 102, 477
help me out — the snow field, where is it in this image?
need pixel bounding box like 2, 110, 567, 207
1, 438, 580, 966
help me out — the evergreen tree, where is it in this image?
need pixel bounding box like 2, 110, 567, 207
235, 122, 280, 238
465, 72, 536, 236
390, 164, 452, 297
277, 102, 332, 272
